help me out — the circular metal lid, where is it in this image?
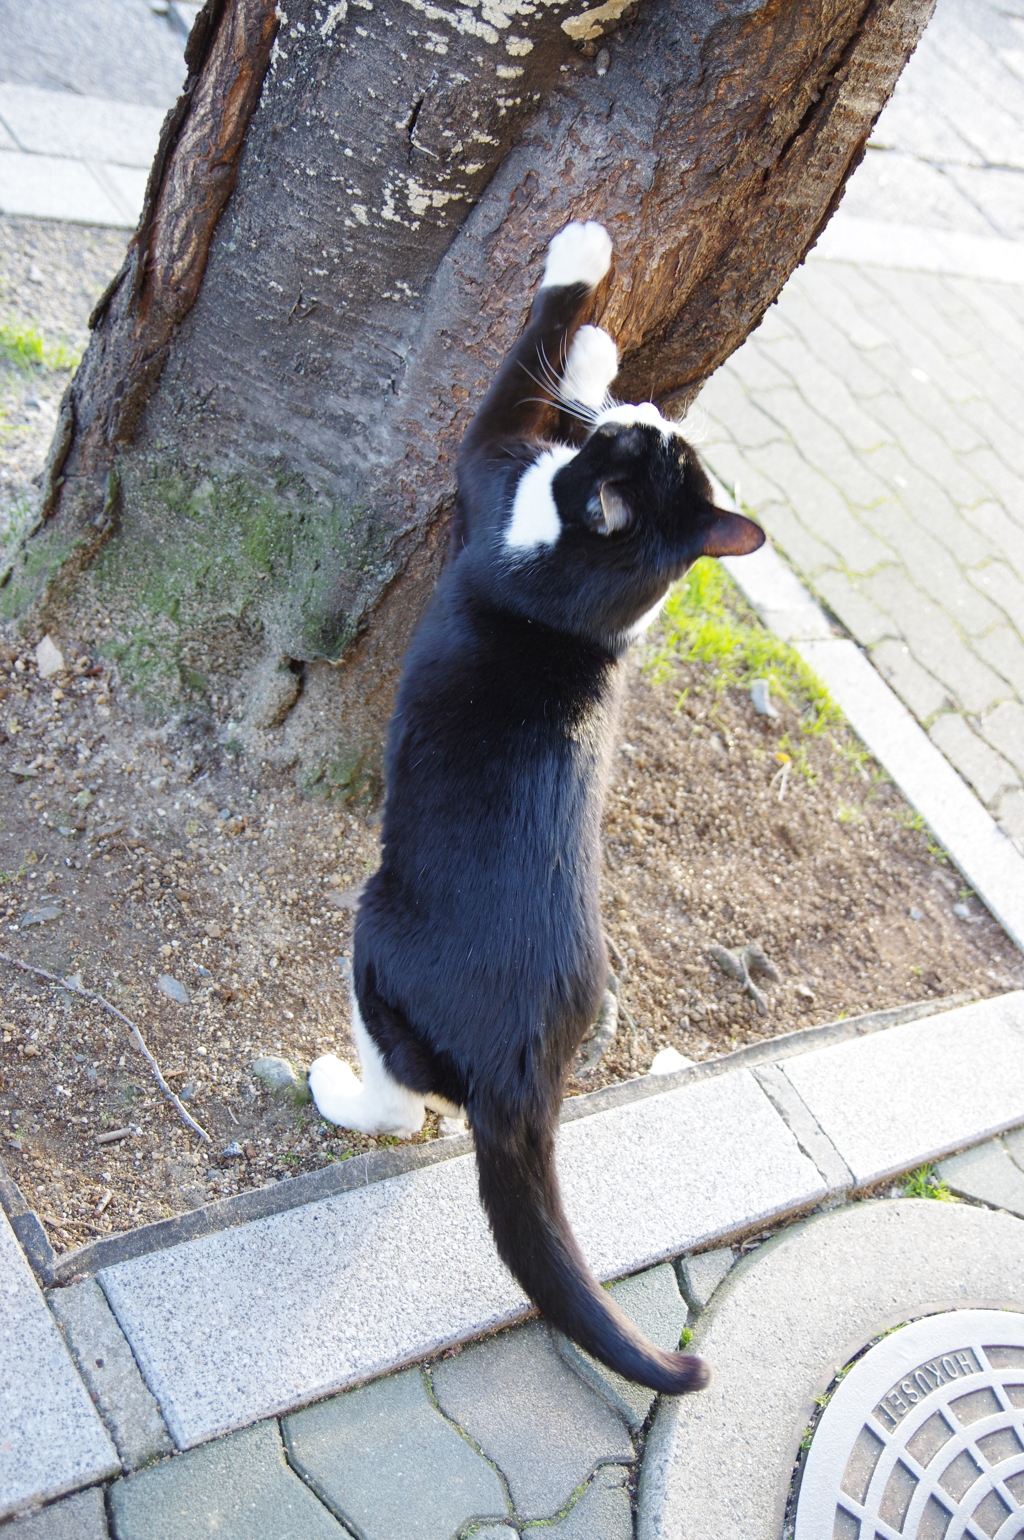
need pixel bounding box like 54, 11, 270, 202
795, 1310, 1024, 1539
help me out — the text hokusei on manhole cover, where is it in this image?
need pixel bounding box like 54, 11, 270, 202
795, 1310, 1024, 1539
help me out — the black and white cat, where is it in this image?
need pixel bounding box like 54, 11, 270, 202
309, 221, 764, 1394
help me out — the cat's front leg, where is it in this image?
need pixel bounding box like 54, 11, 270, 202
308, 998, 426, 1137
458, 221, 614, 461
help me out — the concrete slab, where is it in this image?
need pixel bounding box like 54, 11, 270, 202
936, 1137, 1024, 1217
0, 1211, 118, 1522
780, 993, 1024, 1185
97, 1068, 824, 1448
48, 1280, 173, 1470
553, 1263, 690, 1431
0, 150, 128, 227
431, 1323, 633, 1520
1, 1487, 108, 1539
0, 86, 164, 168
284, 1368, 508, 1540
107, 1421, 345, 1540
752, 1063, 853, 1195
637, 1200, 1024, 1540
557, 1068, 826, 1278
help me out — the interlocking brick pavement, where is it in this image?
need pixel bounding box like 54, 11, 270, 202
695, 0, 1024, 851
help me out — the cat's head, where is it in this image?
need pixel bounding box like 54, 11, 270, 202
563, 403, 762, 553
495, 403, 763, 650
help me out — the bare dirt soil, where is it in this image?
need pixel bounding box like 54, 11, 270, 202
0, 626, 1020, 1255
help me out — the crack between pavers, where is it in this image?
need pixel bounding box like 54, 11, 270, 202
276, 1417, 362, 1540
422, 1366, 635, 1535
422, 1364, 517, 1528
513, 1461, 635, 1534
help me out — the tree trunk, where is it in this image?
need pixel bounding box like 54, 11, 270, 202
5, 0, 934, 796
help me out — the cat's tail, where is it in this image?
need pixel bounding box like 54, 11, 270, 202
468, 1091, 710, 1397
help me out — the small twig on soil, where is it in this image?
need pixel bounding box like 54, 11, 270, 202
0, 951, 211, 1142
770, 760, 791, 802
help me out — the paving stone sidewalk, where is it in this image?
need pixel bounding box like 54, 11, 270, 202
0, 0, 193, 228
3, 993, 1024, 1537
695, 0, 1024, 852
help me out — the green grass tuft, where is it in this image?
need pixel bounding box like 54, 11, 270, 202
901, 1164, 955, 1202
645, 556, 841, 729
0, 320, 80, 373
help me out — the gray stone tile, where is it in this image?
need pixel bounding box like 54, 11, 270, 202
964, 505, 1024, 587
283, 1368, 508, 1540
936, 1139, 1024, 1217
972, 562, 1024, 641
857, 571, 1008, 715
432, 1323, 633, 1520
781, 993, 1024, 1186
0, 1211, 118, 1522
108, 1421, 344, 1540
981, 699, 1024, 778
871, 639, 950, 720
1004, 1124, 1024, 1171
677, 1248, 736, 1313
945, 164, 1024, 241
638, 1199, 1024, 1540
553, 1264, 689, 1431
1, 1488, 108, 1539
524, 1464, 633, 1538
98, 1068, 824, 1448
812, 569, 895, 648
741, 499, 840, 581
996, 785, 1024, 844
839, 148, 1001, 236
49, 1281, 173, 1471
469, 1530, 517, 1539
929, 712, 1019, 806
973, 626, 1024, 702
0, 0, 186, 108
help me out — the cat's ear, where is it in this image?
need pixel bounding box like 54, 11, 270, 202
699, 508, 765, 558
585, 482, 633, 536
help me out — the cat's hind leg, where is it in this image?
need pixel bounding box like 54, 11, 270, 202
308, 997, 426, 1137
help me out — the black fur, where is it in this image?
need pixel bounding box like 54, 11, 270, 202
350, 228, 763, 1395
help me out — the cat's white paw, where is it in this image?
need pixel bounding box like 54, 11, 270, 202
308, 1053, 362, 1124
561, 324, 619, 409
542, 221, 612, 290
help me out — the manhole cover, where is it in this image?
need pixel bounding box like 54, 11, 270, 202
795, 1310, 1024, 1539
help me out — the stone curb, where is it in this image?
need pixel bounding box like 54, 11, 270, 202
81, 993, 1024, 1452
0, 992, 968, 1290
721, 538, 1024, 952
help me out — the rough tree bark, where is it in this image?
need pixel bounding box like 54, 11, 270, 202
6, 0, 934, 795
